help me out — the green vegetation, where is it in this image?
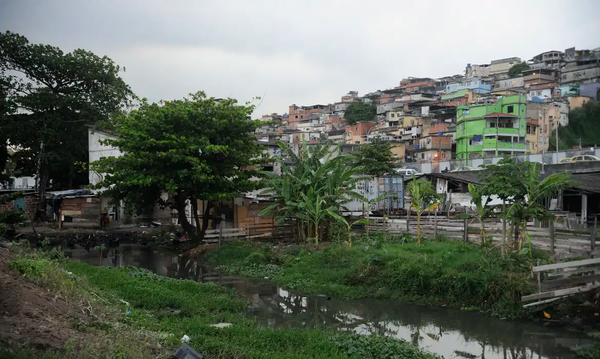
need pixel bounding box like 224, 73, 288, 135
343, 101, 377, 125
206, 238, 537, 319
5, 243, 441, 359
551, 100, 600, 150
0, 31, 132, 205
406, 177, 441, 244
261, 142, 367, 245
91, 92, 266, 239
507, 61, 530, 78
351, 137, 400, 177
481, 159, 573, 250
456, 184, 494, 244
0, 192, 25, 237
574, 332, 600, 359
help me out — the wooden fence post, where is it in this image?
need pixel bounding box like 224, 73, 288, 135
549, 219, 555, 254
434, 209, 438, 239
406, 203, 411, 234
463, 218, 468, 244
591, 217, 597, 258
218, 214, 225, 247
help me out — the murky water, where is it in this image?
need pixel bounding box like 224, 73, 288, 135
64, 243, 593, 359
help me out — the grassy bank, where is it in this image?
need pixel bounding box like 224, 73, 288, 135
1, 243, 441, 359
205, 235, 541, 319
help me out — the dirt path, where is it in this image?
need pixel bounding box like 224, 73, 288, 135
0, 248, 88, 351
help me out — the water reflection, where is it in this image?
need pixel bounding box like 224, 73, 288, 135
65, 244, 591, 359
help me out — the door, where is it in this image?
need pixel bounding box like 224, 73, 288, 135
14, 197, 25, 211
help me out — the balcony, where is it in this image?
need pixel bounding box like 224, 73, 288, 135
483, 127, 519, 135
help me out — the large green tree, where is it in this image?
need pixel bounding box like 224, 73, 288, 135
91, 92, 266, 239
344, 101, 376, 125
550, 100, 600, 150
507, 62, 530, 78
352, 137, 400, 177
0, 31, 131, 215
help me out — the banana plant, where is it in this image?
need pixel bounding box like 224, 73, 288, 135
406, 176, 441, 244
260, 141, 367, 243
456, 184, 494, 244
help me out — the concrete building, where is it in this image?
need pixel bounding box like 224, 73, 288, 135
465, 64, 491, 79
525, 102, 566, 153
456, 95, 527, 160
344, 122, 376, 144
580, 82, 600, 101
376, 101, 404, 115
529, 51, 564, 70
526, 118, 539, 153
446, 78, 492, 93
560, 47, 600, 85
385, 110, 404, 126
88, 128, 122, 186
398, 78, 435, 94
493, 77, 524, 91
490, 57, 521, 75
341, 91, 359, 102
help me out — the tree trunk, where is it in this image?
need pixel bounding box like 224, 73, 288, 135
174, 194, 196, 238
480, 219, 486, 244
417, 212, 421, 244
35, 164, 50, 222
190, 197, 201, 233
513, 221, 520, 248
200, 200, 213, 239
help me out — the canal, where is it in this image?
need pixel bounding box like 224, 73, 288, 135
64, 243, 592, 359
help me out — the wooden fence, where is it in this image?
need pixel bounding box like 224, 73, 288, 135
367, 215, 598, 255
521, 257, 600, 307
202, 223, 294, 244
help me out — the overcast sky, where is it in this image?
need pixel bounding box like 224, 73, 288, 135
1, 0, 599, 116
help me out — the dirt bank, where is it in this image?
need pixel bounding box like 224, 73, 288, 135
0, 248, 90, 351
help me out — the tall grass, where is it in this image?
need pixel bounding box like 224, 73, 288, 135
206, 237, 535, 318
6, 241, 441, 359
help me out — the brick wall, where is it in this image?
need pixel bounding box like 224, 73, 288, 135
0, 195, 37, 219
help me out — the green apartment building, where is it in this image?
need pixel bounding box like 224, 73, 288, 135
456, 95, 527, 160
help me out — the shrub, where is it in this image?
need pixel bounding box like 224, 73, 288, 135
244, 252, 268, 265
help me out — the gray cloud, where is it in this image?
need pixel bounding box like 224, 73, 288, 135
1, 0, 599, 115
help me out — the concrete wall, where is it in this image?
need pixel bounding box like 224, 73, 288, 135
494, 77, 524, 90
580, 82, 600, 101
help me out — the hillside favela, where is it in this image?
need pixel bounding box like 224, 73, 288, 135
2, 1, 600, 359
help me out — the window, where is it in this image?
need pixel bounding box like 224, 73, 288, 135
391, 113, 395, 118
300, 115, 303, 119
490, 122, 496, 128
506, 105, 514, 113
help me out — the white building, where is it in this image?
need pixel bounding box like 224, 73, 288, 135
88, 128, 122, 186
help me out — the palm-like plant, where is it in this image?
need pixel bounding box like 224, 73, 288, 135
260, 141, 367, 244
457, 184, 495, 244
505, 162, 574, 250
406, 176, 441, 244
